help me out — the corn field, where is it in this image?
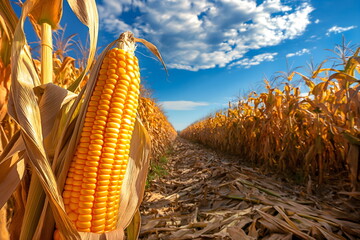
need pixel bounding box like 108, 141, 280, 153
1, 0, 359, 239
181, 50, 360, 190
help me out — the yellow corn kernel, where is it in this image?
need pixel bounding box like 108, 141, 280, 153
61, 45, 140, 234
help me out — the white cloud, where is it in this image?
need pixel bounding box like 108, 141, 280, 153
159, 101, 209, 110
314, 19, 320, 24
98, 0, 314, 71
229, 52, 278, 68
286, 48, 310, 58
326, 25, 357, 36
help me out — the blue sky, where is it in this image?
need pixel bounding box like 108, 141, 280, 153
20, 0, 360, 130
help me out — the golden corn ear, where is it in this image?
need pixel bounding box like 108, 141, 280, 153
61, 46, 140, 234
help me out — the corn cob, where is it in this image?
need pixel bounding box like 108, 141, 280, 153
60, 32, 140, 235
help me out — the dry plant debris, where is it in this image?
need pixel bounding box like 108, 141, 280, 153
140, 138, 360, 240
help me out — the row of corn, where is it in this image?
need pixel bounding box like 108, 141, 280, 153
181, 50, 360, 189
137, 91, 177, 163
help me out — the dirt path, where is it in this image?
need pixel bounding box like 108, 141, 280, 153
139, 138, 360, 240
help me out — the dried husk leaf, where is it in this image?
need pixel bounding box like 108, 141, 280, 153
35, 83, 77, 138
0, 134, 20, 240
126, 209, 142, 240
0, 157, 25, 208
0, 74, 11, 126
0, 65, 11, 121
33, 79, 100, 240
66, 0, 98, 91
116, 118, 151, 229
0, 84, 76, 217
344, 48, 360, 76
0, 130, 23, 165
20, 169, 47, 240
32, 36, 112, 240
31, 84, 78, 240
0, 130, 25, 208
135, 37, 167, 74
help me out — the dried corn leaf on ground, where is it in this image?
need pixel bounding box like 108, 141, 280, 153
140, 138, 360, 240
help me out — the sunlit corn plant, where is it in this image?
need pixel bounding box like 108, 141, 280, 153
181, 47, 360, 190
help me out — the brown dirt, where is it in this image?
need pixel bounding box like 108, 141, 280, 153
140, 137, 360, 240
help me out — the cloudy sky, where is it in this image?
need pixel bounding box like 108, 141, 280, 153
97, 0, 316, 70
65, 0, 359, 130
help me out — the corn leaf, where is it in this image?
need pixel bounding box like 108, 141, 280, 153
0, 157, 25, 208
0, 0, 18, 123
344, 47, 360, 76
0, 130, 25, 208
32, 83, 79, 240
0, 0, 17, 64
135, 37, 167, 74
7, 0, 79, 238
0, 131, 23, 165
66, 0, 98, 92
329, 72, 358, 89
35, 83, 77, 139
126, 209, 142, 240
116, 118, 151, 229
0, 0, 17, 35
